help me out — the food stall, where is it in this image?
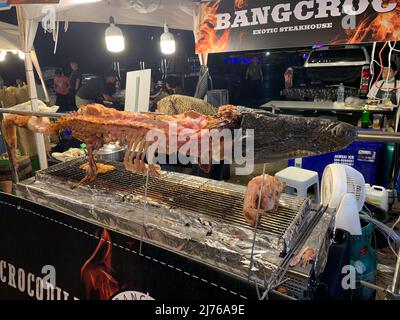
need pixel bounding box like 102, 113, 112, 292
0, 0, 400, 301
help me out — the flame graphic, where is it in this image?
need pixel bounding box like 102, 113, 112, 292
235, 0, 247, 10
195, 0, 230, 55
335, 8, 400, 44
81, 228, 120, 300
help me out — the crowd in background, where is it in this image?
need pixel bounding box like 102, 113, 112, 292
53, 62, 82, 112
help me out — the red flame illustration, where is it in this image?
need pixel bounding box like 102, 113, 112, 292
80, 228, 120, 300
235, 0, 247, 10
334, 7, 400, 44
195, 0, 230, 54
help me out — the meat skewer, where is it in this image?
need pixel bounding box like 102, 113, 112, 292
1, 104, 235, 185
1, 103, 357, 190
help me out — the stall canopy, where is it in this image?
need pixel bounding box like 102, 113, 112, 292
0, 21, 48, 101
11, 0, 198, 171
0, 21, 20, 51
19, 0, 195, 30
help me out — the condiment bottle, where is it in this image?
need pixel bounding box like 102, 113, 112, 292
361, 105, 370, 129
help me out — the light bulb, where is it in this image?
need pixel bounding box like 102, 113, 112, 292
105, 17, 125, 53
18, 51, 25, 60
160, 24, 176, 55
0, 54, 5, 62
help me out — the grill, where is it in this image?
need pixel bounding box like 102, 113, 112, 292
37, 158, 309, 238
16, 158, 334, 300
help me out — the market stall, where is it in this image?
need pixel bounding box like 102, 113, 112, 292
0, 0, 400, 301
0, 19, 50, 173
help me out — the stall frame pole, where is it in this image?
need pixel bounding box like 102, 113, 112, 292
0, 112, 19, 184
16, 8, 48, 170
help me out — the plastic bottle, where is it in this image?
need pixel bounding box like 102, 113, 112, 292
382, 115, 388, 131
365, 184, 389, 211
337, 83, 345, 103
361, 105, 370, 128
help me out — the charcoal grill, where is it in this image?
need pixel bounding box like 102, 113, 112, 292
41, 158, 308, 239
16, 158, 334, 299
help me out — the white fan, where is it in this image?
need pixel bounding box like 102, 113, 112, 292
335, 194, 362, 236
321, 164, 366, 211
321, 164, 366, 236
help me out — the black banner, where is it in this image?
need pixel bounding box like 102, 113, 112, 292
0, 193, 256, 301
195, 0, 400, 54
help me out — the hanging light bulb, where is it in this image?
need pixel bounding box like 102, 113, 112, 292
18, 51, 25, 60
105, 16, 125, 53
0, 54, 5, 62
160, 24, 176, 55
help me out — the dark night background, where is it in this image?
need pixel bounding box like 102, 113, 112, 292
0, 7, 306, 105
0, 8, 196, 80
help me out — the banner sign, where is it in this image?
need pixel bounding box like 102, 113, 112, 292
0, 0, 10, 9
195, 0, 400, 54
0, 193, 255, 300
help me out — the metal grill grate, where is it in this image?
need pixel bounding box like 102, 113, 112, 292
37, 159, 309, 237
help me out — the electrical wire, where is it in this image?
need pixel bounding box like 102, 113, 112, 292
368, 42, 400, 103
367, 42, 400, 192
388, 214, 400, 258
389, 41, 400, 53
360, 213, 400, 258
363, 204, 373, 217
369, 42, 377, 93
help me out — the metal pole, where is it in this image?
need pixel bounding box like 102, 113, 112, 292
392, 247, 400, 296
31, 50, 50, 103
0, 108, 63, 118
357, 131, 400, 143
0, 113, 19, 184
16, 7, 48, 170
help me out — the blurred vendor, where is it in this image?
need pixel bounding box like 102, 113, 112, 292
53, 69, 70, 112
76, 70, 124, 108
368, 64, 400, 106
155, 95, 229, 181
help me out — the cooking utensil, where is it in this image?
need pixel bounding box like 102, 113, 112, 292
95, 143, 127, 162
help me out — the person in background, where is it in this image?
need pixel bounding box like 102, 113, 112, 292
245, 57, 263, 100
76, 70, 124, 108
368, 63, 400, 106
0, 74, 4, 89
16, 78, 25, 87
69, 62, 82, 109
148, 80, 175, 112
155, 95, 229, 181
166, 82, 185, 95
53, 69, 70, 112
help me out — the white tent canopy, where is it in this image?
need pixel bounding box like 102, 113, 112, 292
0, 21, 48, 101
0, 21, 20, 51
13, 0, 197, 171
20, 0, 195, 31
0, 18, 49, 170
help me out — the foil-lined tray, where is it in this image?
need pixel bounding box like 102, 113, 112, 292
15, 159, 334, 298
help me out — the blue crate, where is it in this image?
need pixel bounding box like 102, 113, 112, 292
288, 141, 383, 185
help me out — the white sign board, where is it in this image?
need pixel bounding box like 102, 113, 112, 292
125, 69, 151, 113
